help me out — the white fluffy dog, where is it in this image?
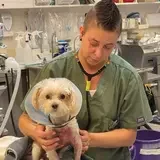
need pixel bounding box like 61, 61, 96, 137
25, 78, 83, 160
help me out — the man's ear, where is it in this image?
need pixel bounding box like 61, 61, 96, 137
31, 87, 41, 109
79, 26, 85, 41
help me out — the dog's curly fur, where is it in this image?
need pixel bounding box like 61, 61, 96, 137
26, 78, 82, 160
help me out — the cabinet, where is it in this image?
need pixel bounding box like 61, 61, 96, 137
0, 0, 33, 9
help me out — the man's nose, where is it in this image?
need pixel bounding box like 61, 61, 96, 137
94, 47, 102, 59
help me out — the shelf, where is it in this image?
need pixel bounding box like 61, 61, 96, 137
1, 2, 160, 9
117, 1, 160, 5
33, 2, 160, 8
34, 4, 94, 9
3, 31, 14, 38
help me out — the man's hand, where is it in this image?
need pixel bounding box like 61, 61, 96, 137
33, 125, 63, 151
79, 130, 90, 154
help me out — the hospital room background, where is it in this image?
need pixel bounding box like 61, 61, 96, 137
1, 0, 160, 159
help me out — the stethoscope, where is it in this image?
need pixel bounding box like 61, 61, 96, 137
75, 54, 110, 130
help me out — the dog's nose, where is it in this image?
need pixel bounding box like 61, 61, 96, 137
52, 104, 58, 110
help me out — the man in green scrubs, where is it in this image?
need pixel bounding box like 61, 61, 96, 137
18, 0, 152, 159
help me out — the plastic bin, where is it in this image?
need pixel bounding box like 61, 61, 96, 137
131, 130, 160, 160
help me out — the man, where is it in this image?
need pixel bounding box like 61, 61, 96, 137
19, 0, 152, 159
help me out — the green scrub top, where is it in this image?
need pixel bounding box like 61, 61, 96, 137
21, 51, 152, 160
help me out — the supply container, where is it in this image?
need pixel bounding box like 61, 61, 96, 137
35, 0, 51, 5
55, 0, 74, 5
130, 130, 160, 160
15, 32, 25, 64
123, 0, 135, 2
58, 40, 69, 54
129, 145, 136, 160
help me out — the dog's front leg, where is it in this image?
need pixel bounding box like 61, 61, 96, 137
45, 126, 59, 160
46, 150, 59, 160
72, 134, 82, 160
32, 142, 42, 160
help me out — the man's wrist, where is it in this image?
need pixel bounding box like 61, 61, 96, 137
88, 132, 95, 147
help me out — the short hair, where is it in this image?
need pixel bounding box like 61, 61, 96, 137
84, 0, 122, 34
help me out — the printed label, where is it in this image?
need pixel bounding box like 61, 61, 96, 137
140, 149, 160, 155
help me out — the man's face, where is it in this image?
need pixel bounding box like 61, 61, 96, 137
80, 25, 119, 67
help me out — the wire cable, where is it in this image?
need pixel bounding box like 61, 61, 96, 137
11, 69, 18, 136
4, 72, 17, 136
0, 58, 21, 136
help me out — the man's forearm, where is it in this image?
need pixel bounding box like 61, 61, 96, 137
18, 112, 37, 138
89, 128, 137, 148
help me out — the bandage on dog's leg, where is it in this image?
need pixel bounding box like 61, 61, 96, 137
32, 142, 42, 160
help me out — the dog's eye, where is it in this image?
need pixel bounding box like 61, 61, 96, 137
60, 94, 65, 99
46, 94, 51, 99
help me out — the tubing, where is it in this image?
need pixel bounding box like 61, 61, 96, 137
0, 58, 21, 136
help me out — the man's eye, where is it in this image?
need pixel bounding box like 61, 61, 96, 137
90, 43, 98, 47
104, 46, 112, 50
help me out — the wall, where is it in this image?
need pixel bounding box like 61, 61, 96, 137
0, 3, 160, 57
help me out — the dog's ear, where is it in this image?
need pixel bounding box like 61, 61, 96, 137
65, 88, 76, 113
70, 91, 77, 114
32, 87, 41, 109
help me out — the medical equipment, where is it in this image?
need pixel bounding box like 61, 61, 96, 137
55, 0, 80, 5
35, 0, 51, 5
15, 32, 25, 64
23, 33, 33, 65
51, 32, 59, 57
0, 108, 8, 136
119, 44, 160, 120
30, 30, 43, 61
30, 30, 42, 49
0, 23, 4, 40
0, 57, 21, 137
118, 44, 160, 76
42, 32, 50, 54
0, 23, 7, 49
0, 136, 21, 159
1, 12, 12, 31
0, 54, 7, 70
